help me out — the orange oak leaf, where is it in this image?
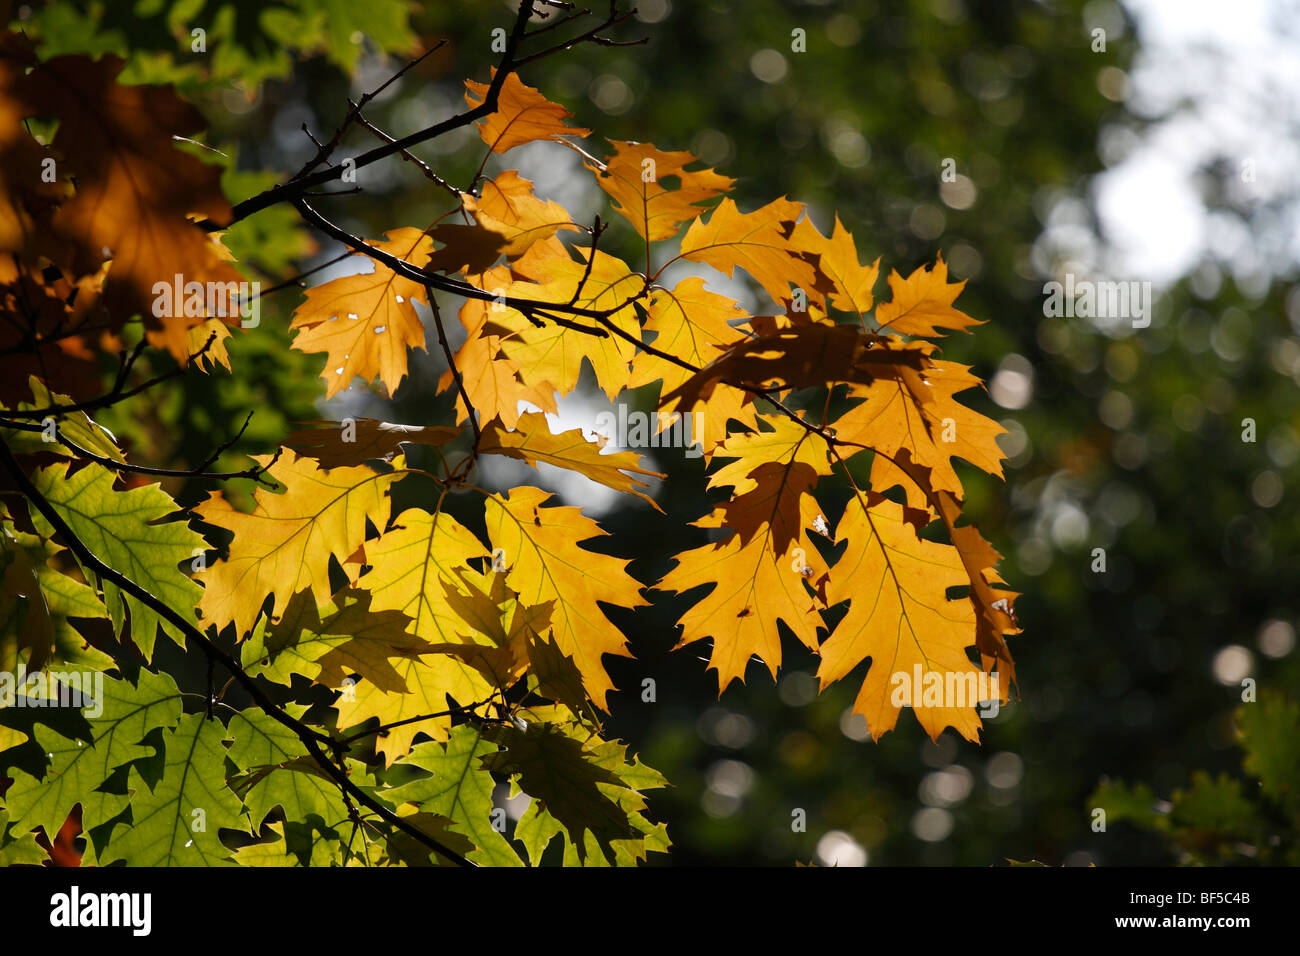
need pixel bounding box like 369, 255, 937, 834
465, 70, 590, 155
437, 292, 558, 429
657, 419, 833, 689
0, 43, 65, 273
874, 254, 982, 337
678, 197, 831, 308
790, 213, 880, 315
628, 276, 757, 453
588, 141, 734, 241
484, 486, 645, 710
656, 524, 823, 692
815, 496, 996, 742
289, 228, 434, 398
719, 461, 821, 558
426, 170, 577, 276
195, 450, 399, 639
478, 411, 664, 509
832, 353, 1006, 499
706, 414, 835, 496
16, 53, 243, 360
484, 241, 644, 400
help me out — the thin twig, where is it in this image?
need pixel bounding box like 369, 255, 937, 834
425, 285, 481, 447
3, 334, 219, 419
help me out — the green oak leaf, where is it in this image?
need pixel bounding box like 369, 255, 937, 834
508, 718, 668, 866
1170, 771, 1255, 834
231, 822, 300, 866
383, 723, 523, 867
3, 669, 184, 840
225, 707, 350, 830
0, 378, 125, 463
101, 712, 249, 866
1088, 778, 1164, 831
30, 461, 208, 660
0, 517, 112, 674
0, 809, 48, 865
1237, 690, 1300, 811
482, 721, 640, 862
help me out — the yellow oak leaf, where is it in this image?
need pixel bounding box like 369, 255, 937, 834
290, 227, 434, 398
487, 243, 644, 400
334, 651, 498, 765
484, 487, 645, 709
357, 505, 491, 644
707, 414, 835, 495
815, 496, 995, 742
195, 450, 399, 639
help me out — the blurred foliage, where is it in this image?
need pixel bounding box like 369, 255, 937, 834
12, 0, 1297, 866
1091, 690, 1300, 864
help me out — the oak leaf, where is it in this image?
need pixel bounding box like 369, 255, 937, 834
438, 286, 559, 428
194, 450, 398, 639
30, 461, 207, 660
478, 411, 664, 508
465, 70, 590, 154
16, 54, 243, 359
628, 276, 757, 453
790, 213, 880, 315
485, 241, 644, 400
290, 227, 434, 397
589, 141, 734, 240
383, 724, 524, 866
484, 486, 644, 709
664, 324, 928, 412
874, 254, 982, 337
833, 353, 1006, 499
678, 197, 830, 307
815, 496, 992, 742
426, 170, 577, 276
